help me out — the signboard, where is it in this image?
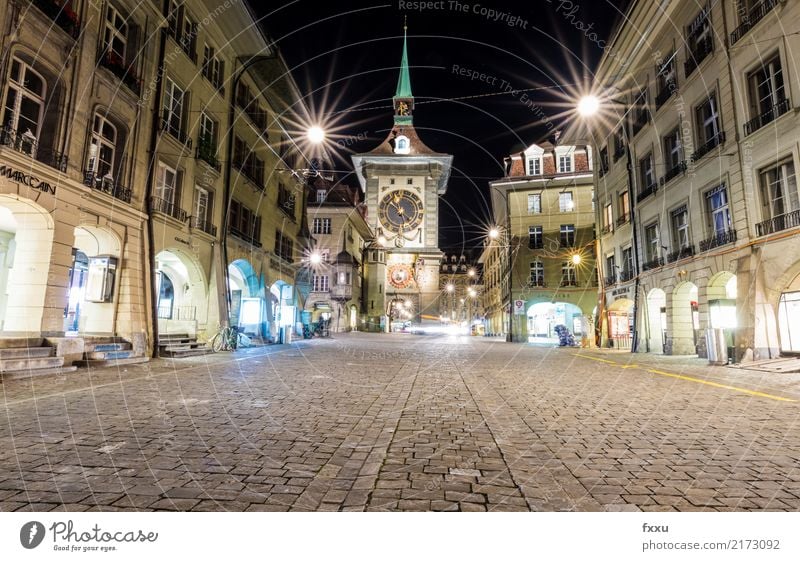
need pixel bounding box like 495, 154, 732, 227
513, 299, 526, 316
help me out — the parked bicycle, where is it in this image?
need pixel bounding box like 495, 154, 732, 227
302, 319, 331, 339
210, 325, 247, 352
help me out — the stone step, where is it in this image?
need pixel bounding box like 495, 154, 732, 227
1, 365, 78, 380
84, 342, 132, 353
159, 343, 206, 352
0, 347, 54, 359
0, 337, 44, 349
160, 347, 213, 358
84, 350, 136, 360
73, 357, 150, 369
0, 356, 65, 373
159, 333, 191, 341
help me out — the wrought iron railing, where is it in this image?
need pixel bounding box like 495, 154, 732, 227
228, 225, 262, 248
756, 209, 800, 237
660, 161, 687, 185
744, 98, 791, 136
642, 257, 664, 271
685, 35, 714, 77
195, 137, 220, 170
730, 0, 779, 44
601, 224, 612, 235
699, 229, 737, 252
98, 51, 141, 95
150, 196, 187, 222
232, 160, 264, 190
0, 127, 68, 171
616, 214, 630, 226
667, 245, 695, 263
655, 84, 676, 109
528, 278, 545, 288
161, 110, 193, 148
83, 172, 132, 203
691, 131, 725, 161
560, 279, 578, 287
637, 183, 657, 203
191, 215, 217, 236
619, 269, 635, 282
605, 275, 617, 286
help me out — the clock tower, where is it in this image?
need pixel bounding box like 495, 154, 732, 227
352, 24, 453, 330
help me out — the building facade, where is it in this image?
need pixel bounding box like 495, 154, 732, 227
352, 28, 453, 331
485, 141, 597, 344
438, 253, 481, 329
305, 177, 372, 332
584, 0, 800, 360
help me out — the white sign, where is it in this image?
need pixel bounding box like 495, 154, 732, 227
513, 299, 526, 315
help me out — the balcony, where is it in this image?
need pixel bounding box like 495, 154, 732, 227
83, 172, 131, 203
655, 84, 676, 110
642, 257, 663, 271
613, 145, 625, 162
660, 161, 687, 185
744, 98, 791, 136
560, 279, 578, 287
32, 0, 80, 39
756, 209, 800, 236
228, 225, 262, 248
232, 161, 264, 190
98, 51, 141, 95
699, 229, 737, 252
691, 131, 725, 161
616, 214, 630, 227
190, 215, 217, 237
632, 112, 649, 136
528, 279, 546, 288
331, 285, 353, 300
160, 111, 192, 148
619, 269, 635, 282
601, 224, 612, 235
604, 274, 617, 287
150, 196, 187, 222
637, 183, 657, 203
684, 35, 713, 77
666, 245, 695, 263
195, 138, 220, 171
730, 0, 779, 44
0, 127, 68, 171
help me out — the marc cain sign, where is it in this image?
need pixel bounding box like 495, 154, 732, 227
0, 164, 57, 195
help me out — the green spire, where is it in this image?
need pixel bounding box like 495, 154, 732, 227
394, 19, 412, 99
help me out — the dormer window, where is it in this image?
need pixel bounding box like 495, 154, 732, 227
528, 157, 541, 175
316, 190, 326, 203
394, 134, 410, 154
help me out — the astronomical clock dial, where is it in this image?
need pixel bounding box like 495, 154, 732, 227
378, 189, 424, 234
388, 263, 415, 289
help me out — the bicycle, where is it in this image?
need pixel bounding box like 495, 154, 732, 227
210, 325, 246, 352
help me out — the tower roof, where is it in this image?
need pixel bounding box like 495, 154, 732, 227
394, 22, 413, 99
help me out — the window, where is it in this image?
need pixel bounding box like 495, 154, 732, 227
103, 4, 128, 61
229, 200, 261, 242
656, 52, 677, 106
528, 157, 541, 175
644, 223, 660, 262
558, 154, 573, 173
528, 226, 543, 249
389, 178, 396, 185
166, 0, 196, 60
605, 254, 616, 280
746, 53, 787, 132
639, 153, 655, 190
162, 78, 186, 137
559, 192, 574, 212
633, 87, 650, 134
529, 261, 544, 286
320, 249, 330, 263
759, 159, 798, 221
599, 147, 609, 173
696, 94, 721, 147
313, 275, 330, 292
87, 113, 117, 178
663, 127, 683, 172
561, 261, 577, 286
622, 246, 633, 277
671, 205, 690, 249
236, 82, 252, 109
313, 217, 332, 235
527, 193, 542, 214
406, 178, 413, 185
337, 271, 352, 285
197, 112, 217, 165
202, 44, 224, 89
603, 203, 613, 231
156, 161, 179, 205
278, 184, 296, 216
316, 190, 326, 203
618, 190, 630, 223
613, 128, 625, 161
2, 57, 46, 150
705, 184, 731, 236
275, 230, 294, 262
685, 6, 712, 73
559, 224, 575, 247
194, 185, 211, 225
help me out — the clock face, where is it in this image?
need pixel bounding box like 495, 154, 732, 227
388, 264, 415, 289
378, 190, 424, 234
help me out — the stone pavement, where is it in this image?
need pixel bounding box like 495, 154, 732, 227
1, 332, 799, 512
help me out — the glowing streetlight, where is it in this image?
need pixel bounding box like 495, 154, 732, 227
307, 125, 326, 144
446, 284, 455, 293
404, 300, 412, 308
577, 95, 600, 117
468, 288, 476, 298
377, 235, 387, 247
488, 227, 500, 240
309, 251, 323, 265
468, 268, 476, 277
571, 253, 582, 265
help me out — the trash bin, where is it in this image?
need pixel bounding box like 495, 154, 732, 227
705, 328, 727, 365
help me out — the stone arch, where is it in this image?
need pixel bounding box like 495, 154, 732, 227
606, 297, 634, 349
671, 281, 699, 355
646, 288, 667, 354
526, 300, 584, 342
155, 248, 208, 336
0, 195, 55, 333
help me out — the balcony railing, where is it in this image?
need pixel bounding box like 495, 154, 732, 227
601, 224, 612, 235
228, 225, 262, 248
632, 112, 650, 136
604, 274, 617, 286
744, 98, 791, 136
655, 84, 676, 109
0, 127, 68, 171
150, 196, 187, 222
560, 279, 578, 287
691, 131, 725, 162
232, 161, 264, 190
83, 172, 132, 203
616, 213, 630, 226
699, 229, 737, 252
190, 215, 217, 237
730, 0, 779, 44
98, 51, 141, 95
756, 209, 800, 237
666, 245, 695, 263
528, 278, 545, 288
685, 35, 714, 77
642, 257, 664, 271
619, 269, 635, 282
637, 183, 657, 203
660, 161, 687, 185
613, 145, 625, 161
161, 111, 193, 148
32, 0, 81, 39
331, 285, 353, 300
195, 138, 220, 170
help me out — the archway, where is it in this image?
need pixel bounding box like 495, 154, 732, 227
646, 289, 667, 354
155, 249, 207, 336
778, 271, 800, 353
526, 301, 583, 343
228, 259, 265, 336
607, 298, 634, 349
0, 196, 55, 333
671, 281, 699, 355
271, 281, 295, 338
65, 226, 121, 334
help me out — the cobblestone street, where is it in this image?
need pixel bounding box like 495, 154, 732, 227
1, 333, 799, 512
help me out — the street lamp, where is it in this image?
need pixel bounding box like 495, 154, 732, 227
307, 125, 326, 144
577, 95, 600, 118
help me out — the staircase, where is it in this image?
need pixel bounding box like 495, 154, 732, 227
0, 338, 77, 379
158, 333, 212, 358
74, 337, 148, 368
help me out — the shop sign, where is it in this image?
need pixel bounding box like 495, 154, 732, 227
513, 299, 526, 315
0, 164, 56, 195
612, 287, 631, 298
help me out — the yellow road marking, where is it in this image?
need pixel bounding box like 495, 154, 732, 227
574, 353, 796, 403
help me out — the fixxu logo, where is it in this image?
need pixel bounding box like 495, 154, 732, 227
20, 521, 46, 549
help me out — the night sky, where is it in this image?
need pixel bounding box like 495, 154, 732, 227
261, 0, 632, 252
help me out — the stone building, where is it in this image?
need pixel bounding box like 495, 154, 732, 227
438, 253, 481, 329
580, 0, 800, 360
484, 140, 598, 344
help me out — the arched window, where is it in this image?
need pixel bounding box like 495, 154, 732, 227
88, 113, 118, 179
157, 271, 175, 319
2, 57, 46, 154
